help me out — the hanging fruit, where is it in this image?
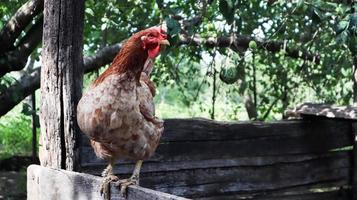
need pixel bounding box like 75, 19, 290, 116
219, 65, 239, 84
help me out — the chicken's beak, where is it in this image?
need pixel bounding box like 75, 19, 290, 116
159, 39, 170, 46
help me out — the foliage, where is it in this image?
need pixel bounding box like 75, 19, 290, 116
0, 110, 38, 159
1, 0, 357, 124
0, 74, 16, 94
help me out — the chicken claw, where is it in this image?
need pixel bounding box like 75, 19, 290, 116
114, 160, 143, 197
100, 175, 119, 200
113, 176, 139, 197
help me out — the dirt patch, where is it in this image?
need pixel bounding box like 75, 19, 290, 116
0, 156, 39, 199
0, 171, 27, 200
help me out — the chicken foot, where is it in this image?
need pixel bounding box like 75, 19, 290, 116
113, 160, 143, 197
100, 159, 119, 200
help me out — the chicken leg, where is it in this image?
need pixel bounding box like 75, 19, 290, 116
100, 159, 119, 200
114, 160, 143, 196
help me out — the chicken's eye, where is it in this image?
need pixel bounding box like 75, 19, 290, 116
147, 33, 154, 37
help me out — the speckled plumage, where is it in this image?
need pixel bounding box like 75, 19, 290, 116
77, 70, 163, 161
77, 28, 166, 162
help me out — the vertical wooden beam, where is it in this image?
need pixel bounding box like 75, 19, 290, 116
40, 0, 84, 171
31, 92, 37, 162
353, 122, 357, 200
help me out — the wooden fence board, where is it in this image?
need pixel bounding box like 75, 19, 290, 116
80, 151, 351, 198
80, 119, 352, 166
78, 118, 354, 199
80, 118, 352, 145
81, 151, 351, 174
197, 189, 351, 200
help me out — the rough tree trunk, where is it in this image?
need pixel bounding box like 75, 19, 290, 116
244, 93, 258, 120
39, 0, 84, 170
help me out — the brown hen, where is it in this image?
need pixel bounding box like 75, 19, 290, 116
77, 26, 169, 199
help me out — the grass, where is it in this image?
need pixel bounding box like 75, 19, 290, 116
0, 106, 38, 160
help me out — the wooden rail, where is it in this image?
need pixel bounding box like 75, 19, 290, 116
27, 165, 188, 200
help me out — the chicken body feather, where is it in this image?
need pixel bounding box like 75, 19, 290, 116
77, 71, 163, 160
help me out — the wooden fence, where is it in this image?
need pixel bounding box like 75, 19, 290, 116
78, 118, 354, 199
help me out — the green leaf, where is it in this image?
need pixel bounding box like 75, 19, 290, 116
85, 8, 94, 16
297, 0, 304, 8
353, 4, 357, 12
335, 20, 349, 35
348, 35, 357, 54
156, 0, 164, 9
311, 8, 324, 23
21, 103, 32, 116
165, 18, 181, 36
100, 23, 107, 31
219, 0, 235, 24
350, 13, 357, 28
336, 30, 349, 44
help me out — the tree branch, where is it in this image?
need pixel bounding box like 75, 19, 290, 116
244, 93, 258, 120
0, 16, 43, 77
0, 68, 40, 116
83, 42, 124, 73
0, 0, 43, 55
179, 34, 320, 64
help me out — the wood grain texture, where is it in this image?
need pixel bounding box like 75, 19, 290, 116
286, 103, 357, 120
197, 189, 351, 200
80, 119, 352, 165
27, 165, 188, 200
79, 118, 353, 199
40, 0, 84, 170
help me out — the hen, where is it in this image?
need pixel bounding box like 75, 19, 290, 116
76, 26, 169, 198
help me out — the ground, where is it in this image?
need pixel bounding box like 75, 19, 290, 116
0, 171, 26, 200
0, 156, 38, 200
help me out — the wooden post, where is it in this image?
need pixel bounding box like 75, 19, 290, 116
39, 0, 84, 170
31, 92, 37, 162
352, 123, 357, 199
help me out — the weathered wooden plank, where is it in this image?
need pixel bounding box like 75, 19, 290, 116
80, 151, 350, 198
162, 118, 351, 142
80, 120, 352, 166
197, 189, 351, 200
142, 152, 350, 197
286, 103, 357, 120
154, 181, 349, 199
80, 118, 352, 145
27, 165, 188, 200
82, 153, 342, 174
